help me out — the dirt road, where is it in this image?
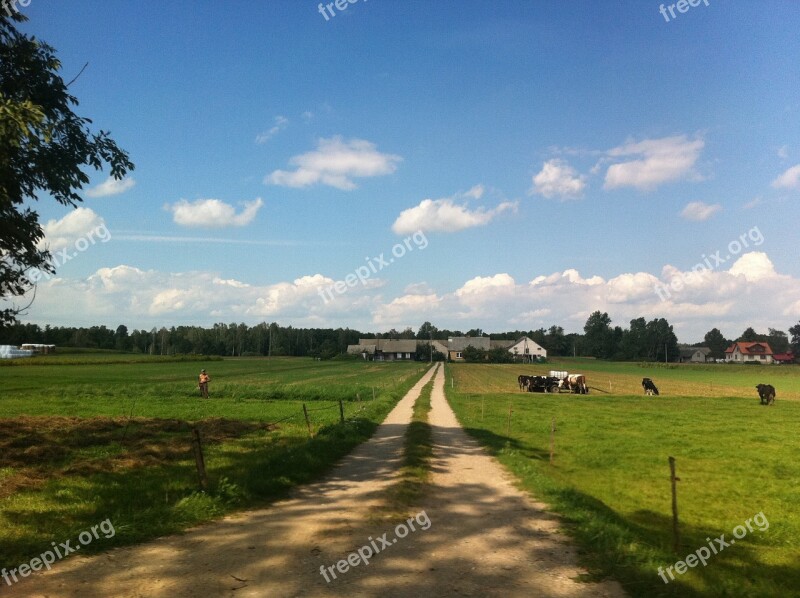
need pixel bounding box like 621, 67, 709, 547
7, 364, 625, 597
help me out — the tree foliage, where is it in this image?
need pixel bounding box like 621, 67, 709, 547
0, 13, 134, 325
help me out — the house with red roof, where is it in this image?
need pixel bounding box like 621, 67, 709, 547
773, 352, 796, 365
724, 341, 774, 364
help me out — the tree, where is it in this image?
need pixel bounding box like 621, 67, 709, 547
416, 321, 438, 340
789, 322, 800, 355
583, 311, 615, 359
738, 327, 760, 342
703, 327, 730, 359
0, 13, 134, 326
767, 328, 789, 354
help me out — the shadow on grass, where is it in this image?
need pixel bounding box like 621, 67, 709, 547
456, 426, 795, 598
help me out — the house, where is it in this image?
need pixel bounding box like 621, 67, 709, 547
773, 352, 796, 365
724, 342, 774, 364
346, 339, 418, 361
679, 347, 712, 363
508, 336, 547, 362
447, 336, 490, 361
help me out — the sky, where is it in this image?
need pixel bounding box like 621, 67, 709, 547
6, 0, 800, 342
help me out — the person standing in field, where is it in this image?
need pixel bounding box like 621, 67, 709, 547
198, 369, 210, 398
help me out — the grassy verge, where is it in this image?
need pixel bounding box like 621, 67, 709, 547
445, 363, 800, 598
373, 374, 435, 521
0, 359, 429, 569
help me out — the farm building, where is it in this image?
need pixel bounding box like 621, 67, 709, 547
679, 347, 712, 363
346, 339, 418, 361
508, 336, 547, 362
724, 341, 774, 364
773, 352, 796, 365
447, 336, 491, 361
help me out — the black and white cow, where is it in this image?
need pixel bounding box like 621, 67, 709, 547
756, 384, 775, 406
642, 378, 659, 396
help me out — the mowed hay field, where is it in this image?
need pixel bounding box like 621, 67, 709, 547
0, 356, 429, 569
446, 361, 800, 598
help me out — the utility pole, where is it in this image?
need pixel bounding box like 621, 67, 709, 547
429, 329, 433, 364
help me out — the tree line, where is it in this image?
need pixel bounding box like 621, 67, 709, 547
3, 314, 797, 361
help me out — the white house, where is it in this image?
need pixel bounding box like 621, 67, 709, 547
508, 336, 547, 362
724, 342, 774, 364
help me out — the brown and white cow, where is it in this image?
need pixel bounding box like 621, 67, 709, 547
559, 374, 588, 394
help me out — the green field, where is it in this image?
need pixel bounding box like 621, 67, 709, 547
0, 356, 429, 569
446, 361, 800, 597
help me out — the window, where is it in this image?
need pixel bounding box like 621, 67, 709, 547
456, 352, 462, 359
405, 353, 411, 359
396, 353, 402, 359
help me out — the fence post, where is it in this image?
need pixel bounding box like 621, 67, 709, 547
191, 427, 208, 491
506, 403, 513, 435
550, 418, 556, 464
339, 399, 345, 424
669, 456, 680, 553
302, 403, 313, 438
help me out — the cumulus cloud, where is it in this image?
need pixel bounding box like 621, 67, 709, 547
265, 136, 401, 190
85, 176, 136, 198
392, 187, 516, 234
604, 134, 704, 191
531, 159, 586, 200
255, 116, 289, 144
165, 198, 263, 228
18, 249, 800, 343
771, 164, 800, 190
39, 207, 107, 252
680, 201, 722, 221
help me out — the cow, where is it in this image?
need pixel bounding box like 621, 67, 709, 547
756, 384, 775, 406
518, 375, 533, 391
642, 378, 659, 396
559, 374, 588, 394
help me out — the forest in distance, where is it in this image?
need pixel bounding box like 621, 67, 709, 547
3, 313, 798, 363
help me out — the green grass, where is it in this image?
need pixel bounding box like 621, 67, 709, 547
446, 362, 800, 597
0, 357, 430, 569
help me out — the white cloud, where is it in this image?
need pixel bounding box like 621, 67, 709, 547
604, 134, 704, 191
85, 176, 135, 198
680, 201, 722, 221
255, 116, 289, 144
17, 250, 800, 343
39, 207, 107, 252
531, 159, 586, 200
727, 252, 777, 282
265, 136, 401, 190
771, 164, 800, 190
392, 187, 516, 234
165, 198, 263, 228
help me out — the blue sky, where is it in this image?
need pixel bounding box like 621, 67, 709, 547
9, 0, 800, 341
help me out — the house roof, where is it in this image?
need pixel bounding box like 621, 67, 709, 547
724, 342, 774, 355
490, 340, 515, 349
680, 346, 712, 357
448, 337, 491, 351
356, 339, 418, 351
379, 340, 418, 353
347, 344, 376, 355
773, 353, 795, 361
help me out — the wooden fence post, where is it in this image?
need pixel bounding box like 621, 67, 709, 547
302, 403, 313, 438
669, 456, 680, 553
550, 418, 556, 464
339, 399, 345, 424
506, 403, 513, 435
191, 427, 208, 491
